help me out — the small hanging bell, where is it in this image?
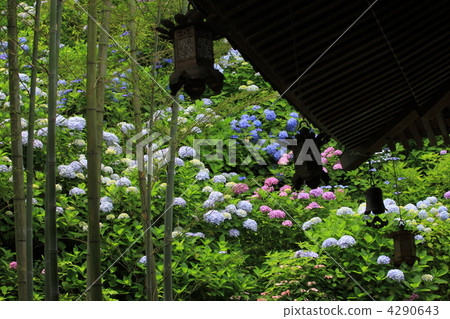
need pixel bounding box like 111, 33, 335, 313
364, 186, 388, 228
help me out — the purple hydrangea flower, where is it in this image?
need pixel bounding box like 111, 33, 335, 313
69, 187, 86, 196
173, 197, 186, 207
237, 200, 252, 213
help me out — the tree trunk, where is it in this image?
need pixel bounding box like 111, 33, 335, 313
86, 0, 102, 301
7, 0, 27, 301
25, 0, 42, 301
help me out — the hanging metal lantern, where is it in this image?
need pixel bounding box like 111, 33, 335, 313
364, 186, 388, 228
386, 226, 419, 266
157, 10, 224, 100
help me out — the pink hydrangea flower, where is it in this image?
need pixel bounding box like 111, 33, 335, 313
280, 185, 292, 192
260, 205, 272, 213
298, 192, 310, 200
445, 191, 450, 199
334, 149, 343, 156
231, 183, 249, 194
323, 147, 334, 155
279, 191, 288, 197
9, 261, 17, 269
264, 177, 279, 186
305, 202, 322, 209
278, 155, 290, 165
269, 210, 286, 219
321, 157, 328, 164
309, 188, 323, 197
440, 150, 447, 155
323, 167, 328, 173
261, 185, 274, 192
333, 163, 343, 170
322, 191, 336, 200
282, 220, 293, 227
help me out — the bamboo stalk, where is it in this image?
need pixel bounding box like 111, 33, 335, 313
44, 0, 60, 301
96, 0, 111, 150
128, 0, 158, 300
146, 1, 162, 301
7, 0, 27, 301
86, 0, 102, 301
25, 0, 42, 301
163, 99, 179, 301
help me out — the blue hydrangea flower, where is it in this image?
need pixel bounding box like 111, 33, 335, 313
387, 269, 404, 281
417, 199, 431, 208
273, 150, 283, 161
103, 131, 119, 145
208, 191, 224, 203
239, 119, 250, 129
418, 210, 428, 219
439, 211, 449, 221
253, 119, 262, 128
278, 130, 288, 139
384, 198, 396, 206
67, 116, 86, 131
185, 232, 205, 238
403, 203, 418, 212
252, 105, 261, 110
56, 207, 64, 214
69, 161, 84, 172
235, 209, 247, 218
243, 218, 257, 231
337, 235, 356, 248
179, 146, 196, 158
202, 98, 212, 105
173, 197, 186, 207
139, 256, 147, 264
196, 169, 210, 181
294, 250, 319, 258
120, 122, 135, 134
437, 206, 448, 213
321, 238, 338, 248
225, 204, 237, 214
58, 165, 76, 178
416, 224, 425, 231
0, 165, 11, 173
426, 196, 438, 204
289, 112, 299, 118
286, 118, 298, 131
69, 187, 86, 196
264, 109, 276, 121
377, 255, 391, 264
204, 210, 225, 225
336, 207, 355, 216
386, 204, 400, 214
249, 130, 259, 141
202, 199, 216, 209
100, 201, 114, 213
229, 229, 240, 237
174, 157, 184, 166
212, 175, 227, 183
265, 143, 279, 155
237, 200, 252, 213
116, 177, 132, 187
414, 234, 424, 242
